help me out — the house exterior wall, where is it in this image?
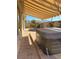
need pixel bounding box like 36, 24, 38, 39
41, 21, 61, 28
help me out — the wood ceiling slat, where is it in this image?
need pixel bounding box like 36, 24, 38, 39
45, 0, 60, 6
24, 7, 53, 19
24, 6, 48, 16
37, 0, 61, 12
24, 4, 59, 16
24, 5, 53, 16
25, 11, 45, 19
24, 0, 60, 14
32, 0, 60, 12
24, 2, 59, 16
35, 0, 58, 10
24, 5, 58, 19
24, 3, 58, 16
18, 0, 60, 19
44, 0, 61, 11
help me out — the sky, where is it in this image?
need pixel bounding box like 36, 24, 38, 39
26, 15, 61, 22
26, 16, 41, 21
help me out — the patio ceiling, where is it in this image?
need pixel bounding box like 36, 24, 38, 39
17, 0, 61, 19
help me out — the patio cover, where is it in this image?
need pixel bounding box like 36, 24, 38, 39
17, 0, 61, 19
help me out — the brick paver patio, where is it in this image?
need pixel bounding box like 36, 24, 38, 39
17, 29, 61, 59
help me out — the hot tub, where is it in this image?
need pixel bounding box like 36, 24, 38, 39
36, 28, 61, 55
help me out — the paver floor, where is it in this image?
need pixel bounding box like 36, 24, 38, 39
17, 29, 61, 59
29, 31, 61, 59
17, 37, 40, 59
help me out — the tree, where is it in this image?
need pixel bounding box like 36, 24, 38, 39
31, 20, 36, 24
30, 20, 36, 28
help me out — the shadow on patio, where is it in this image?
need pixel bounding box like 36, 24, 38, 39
17, 36, 41, 59
17, 31, 61, 59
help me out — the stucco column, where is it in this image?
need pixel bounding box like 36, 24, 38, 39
19, 13, 25, 36
23, 15, 26, 30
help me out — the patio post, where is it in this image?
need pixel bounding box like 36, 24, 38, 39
17, 0, 25, 37
19, 12, 25, 36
